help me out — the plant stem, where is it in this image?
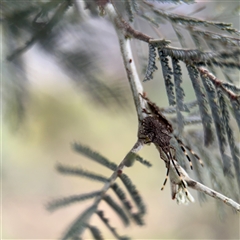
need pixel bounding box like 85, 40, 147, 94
173, 160, 240, 212
106, 3, 147, 121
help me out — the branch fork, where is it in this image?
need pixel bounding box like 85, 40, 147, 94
106, 3, 240, 213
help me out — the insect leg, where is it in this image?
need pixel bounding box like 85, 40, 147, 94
176, 136, 204, 167
180, 145, 193, 170
184, 145, 204, 167
161, 163, 170, 191
171, 158, 188, 197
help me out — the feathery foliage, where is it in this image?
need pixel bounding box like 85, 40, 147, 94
45, 0, 240, 238
3, 0, 240, 239
47, 143, 148, 239
158, 49, 176, 106
143, 43, 158, 81
186, 65, 214, 146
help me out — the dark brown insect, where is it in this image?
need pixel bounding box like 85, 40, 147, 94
139, 93, 203, 195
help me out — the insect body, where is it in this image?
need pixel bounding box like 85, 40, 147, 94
138, 93, 203, 197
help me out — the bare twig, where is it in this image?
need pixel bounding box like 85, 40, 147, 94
172, 161, 240, 212
107, 4, 148, 121
116, 17, 152, 43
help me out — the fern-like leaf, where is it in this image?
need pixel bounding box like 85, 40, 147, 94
158, 48, 176, 105
47, 191, 101, 212
119, 173, 146, 215
230, 97, 240, 130
172, 57, 185, 134
123, 0, 135, 22
186, 64, 214, 146
103, 194, 130, 226
87, 225, 104, 240
143, 43, 158, 81
147, 4, 239, 34
135, 154, 152, 167
193, 29, 240, 47
96, 211, 130, 240
218, 90, 240, 187
200, 74, 232, 176
63, 205, 97, 240
172, 57, 185, 111
56, 164, 109, 182
222, 83, 240, 94
73, 143, 118, 171
111, 182, 146, 226
111, 183, 132, 210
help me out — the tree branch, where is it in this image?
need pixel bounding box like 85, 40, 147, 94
63, 4, 149, 238
106, 3, 148, 121
172, 160, 240, 212
198, 67, 240, 100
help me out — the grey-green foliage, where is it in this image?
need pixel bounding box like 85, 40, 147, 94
3, 0, 240, 239
139, 0, 240, 192
60, 0, 240, 234
73, 143, 118, 171
3, 0, 129, 122
158, 49, 176, 106
47, 191, 102, 212
48, 144, 149, 239
200, 75, 231, 175
96, 211, 131, 240
87, 225, 104, 240
186, 64, 214, 146
143, 43, 158, 81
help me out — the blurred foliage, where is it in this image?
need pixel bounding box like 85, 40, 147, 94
2, 0, 131, 129
2, 0, 240, 239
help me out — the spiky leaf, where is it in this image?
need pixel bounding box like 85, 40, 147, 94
103, 195, 130, 226
56, 164, 109, 182
201, 74, 232, 176
73, 143, 117, 171
186, 64, 214, 146
143, 43, 158, 81
63, 205, 97, 240
47, 191, 101, 212
158, 49, 175, 105
119, 173, 146, 215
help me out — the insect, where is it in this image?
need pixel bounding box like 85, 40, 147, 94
138, 93, 203, 198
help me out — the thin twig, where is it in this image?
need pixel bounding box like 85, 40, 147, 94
198, 67, 240, 100
107, 4, 148, 121
116, 17, 152, 43
190, 28, 240, 46
110, 0, 152, 43
173, 161, 240, 212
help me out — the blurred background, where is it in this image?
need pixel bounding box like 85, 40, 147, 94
2, 0, 240, 239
